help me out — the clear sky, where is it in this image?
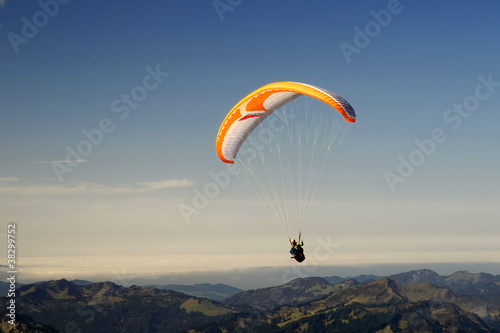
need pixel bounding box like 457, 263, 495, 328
1, 0, 499, 288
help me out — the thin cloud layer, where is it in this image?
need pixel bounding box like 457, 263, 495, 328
33, 159, 88, 164
0, 179, 194, 196
0, 177, 19, 182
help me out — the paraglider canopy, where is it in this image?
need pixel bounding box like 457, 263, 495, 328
216, 81, 356, 164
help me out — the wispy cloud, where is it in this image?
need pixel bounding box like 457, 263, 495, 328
0, 177, 19, 183
33, 159, 88, 164
0, 179, 194, 196
135, 179, 194, 191
0, 0, 6, 8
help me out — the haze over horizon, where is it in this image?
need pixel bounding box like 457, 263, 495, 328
1, 1, 499, 289
3, 261, 500, 291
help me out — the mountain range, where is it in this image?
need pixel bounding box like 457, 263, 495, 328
1, 269, 499, 332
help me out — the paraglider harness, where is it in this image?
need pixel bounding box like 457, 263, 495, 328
289, 233, 305, 263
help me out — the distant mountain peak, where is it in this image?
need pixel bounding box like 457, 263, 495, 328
147, 282, 243, 301
287, 276, 330, 288
223, 276, 358, 311
19, 279, 83, 301
389, 269, 442, 285
445, 271, 495, 285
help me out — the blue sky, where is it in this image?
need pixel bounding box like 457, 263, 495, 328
1, 0, 499, 288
